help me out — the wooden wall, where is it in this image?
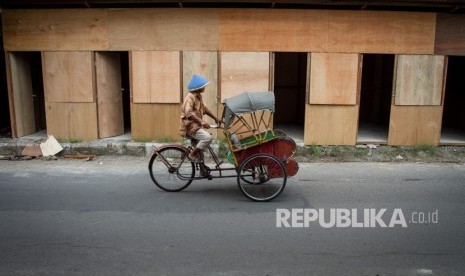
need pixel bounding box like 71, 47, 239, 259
3, 9, 465, 145
3, 9, 109, 51
219, 9, 328, 52
45, 103, 98, 141
328, 11, 436, 54
42, 52, 98, 141
5, 53, 35, 138
388, 106, 443, 146
42, 52, 95, 103
304, 105, 359, 145
435, 14, 465, 55
42, 51, 124, 141
3, 9, 438, 54
220, 52, 270, 101
108, 9, 218, 51
131, 51, 181, 103
309, 53, 360, 105
388, 54, 447, 146
394, 55, 445, 106
130, 103, 181, 141
305, 53, 361, 145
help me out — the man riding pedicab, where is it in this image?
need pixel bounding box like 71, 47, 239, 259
179, 75, 220, 163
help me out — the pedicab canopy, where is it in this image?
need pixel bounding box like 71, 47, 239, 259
223, 92, 275, 129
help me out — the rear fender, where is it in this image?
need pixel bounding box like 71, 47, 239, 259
151, 144, 189, 156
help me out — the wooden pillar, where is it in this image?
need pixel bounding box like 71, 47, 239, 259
388, 55, 446, 146
304, 53, 361, 145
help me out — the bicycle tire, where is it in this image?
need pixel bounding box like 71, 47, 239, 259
148, 146, 194, 192
237, 153, 287, 202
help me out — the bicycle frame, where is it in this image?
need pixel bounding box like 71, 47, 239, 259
152, 143, 239, 181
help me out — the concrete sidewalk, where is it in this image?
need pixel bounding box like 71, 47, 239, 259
0, 131, 151, 157
1, 130, 465, 163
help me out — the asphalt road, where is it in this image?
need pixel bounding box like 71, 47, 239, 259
1, 157, 464, 275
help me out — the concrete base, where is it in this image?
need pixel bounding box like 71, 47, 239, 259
1, 129, 465, 164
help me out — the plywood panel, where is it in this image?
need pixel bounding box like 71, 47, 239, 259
96, 52, 124, 138
2, 8, 441, 55
219, 9, 328, 52
131, 51, 181, 104
388, 105, 443, 146
6, 53, 36, 137
394, 55, 445, 106
328, 11, 436, 54
3, 9, 108, 51
109, 9, 218, 51
131, 103, 181, 141
435, 14, 465, 55
45, 102, 98, 141
220, 52, 270, 102
183, 51, 219, 137
309, 53, 360, 105
42, 52, 94, 103
304, 105, 358, 145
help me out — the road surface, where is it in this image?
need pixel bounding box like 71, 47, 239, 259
1, 157, 464, 275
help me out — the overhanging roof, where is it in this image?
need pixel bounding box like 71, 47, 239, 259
0, 0, 464, 13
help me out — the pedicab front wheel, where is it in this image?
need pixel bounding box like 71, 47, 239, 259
149, 146, 195, 192
237, 153, 287, 202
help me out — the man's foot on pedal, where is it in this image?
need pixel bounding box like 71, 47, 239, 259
187, 154, 202, 163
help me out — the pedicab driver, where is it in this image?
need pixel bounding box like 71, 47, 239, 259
179, 75, 220, 163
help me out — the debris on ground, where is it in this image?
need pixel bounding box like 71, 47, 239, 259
40, 135, 63, 157
1, 155, 35, 161
21, 145, 42, 157
64, 154, 96, 161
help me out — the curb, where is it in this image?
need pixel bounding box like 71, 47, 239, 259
1, 137, 465, 163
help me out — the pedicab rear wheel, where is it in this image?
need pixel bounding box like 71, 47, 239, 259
237, 153, 287, 202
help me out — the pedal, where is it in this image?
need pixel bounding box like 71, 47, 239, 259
201, 164, 213, 180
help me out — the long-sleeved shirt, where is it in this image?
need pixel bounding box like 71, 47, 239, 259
179, 92, 212, 137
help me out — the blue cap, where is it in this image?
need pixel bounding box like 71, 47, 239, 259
188, 75, 210, 92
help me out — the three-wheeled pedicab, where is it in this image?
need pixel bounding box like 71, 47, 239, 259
148, 92, 299, 201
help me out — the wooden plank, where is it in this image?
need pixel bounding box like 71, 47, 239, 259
388, 105, 443, 146
96, 52, 124, 138
6, 53, 36, 137
394, 55, 445, 106
108, 9, 218, 51
42, 52, 95, 103
182, 51, 219, 137
45, 102, 98, 141
309, 53, 360, 105
219, 9, 328, 52
131, 51, 181, 103
3, 9, 109, 51
328, 10, 436, 54
131, 103, 182, 141
64, 154, 97, 160
435, 14, 465, 55
304, 104, 358, 145
220, 52, 270, 102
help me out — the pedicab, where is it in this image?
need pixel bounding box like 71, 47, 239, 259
148, 91, 299, 201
